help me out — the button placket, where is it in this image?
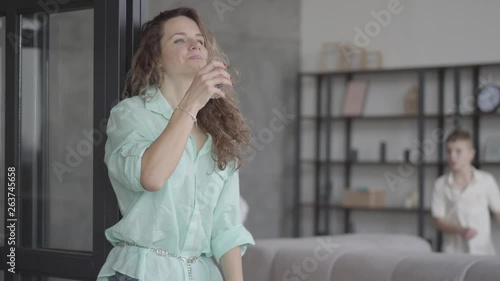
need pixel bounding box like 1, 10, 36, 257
182, 141, 202, 255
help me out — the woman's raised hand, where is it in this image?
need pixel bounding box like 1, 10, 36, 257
179, 60, 232, 113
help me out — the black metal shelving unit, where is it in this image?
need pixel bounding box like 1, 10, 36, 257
293, 62, 500, 250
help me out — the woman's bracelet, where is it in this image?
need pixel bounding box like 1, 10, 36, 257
176, 106, 197, 125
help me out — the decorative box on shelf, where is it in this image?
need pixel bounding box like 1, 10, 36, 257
342, 187, 386, 208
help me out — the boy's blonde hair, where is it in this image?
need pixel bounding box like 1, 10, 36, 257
446, 129, 474, 147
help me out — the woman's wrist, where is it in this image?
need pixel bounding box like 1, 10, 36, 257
177, 97, 200, 116
175, 106, 197, 124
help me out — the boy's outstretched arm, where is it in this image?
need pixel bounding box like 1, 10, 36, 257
434, 217, 465, 234
487, 176, 500, 223
434, 217, 477, 239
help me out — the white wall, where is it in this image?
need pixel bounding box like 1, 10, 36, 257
301, 0, 500, 71
300, 0, 500, 251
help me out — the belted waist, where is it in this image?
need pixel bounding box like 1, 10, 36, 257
115, 241, 201, 281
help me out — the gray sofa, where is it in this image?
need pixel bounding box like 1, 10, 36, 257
242, 234, 500, 281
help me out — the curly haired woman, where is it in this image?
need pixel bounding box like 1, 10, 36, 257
96, 7, 254, 281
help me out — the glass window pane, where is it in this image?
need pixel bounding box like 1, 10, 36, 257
20, 9, 93, 251
0, 16, 5, 247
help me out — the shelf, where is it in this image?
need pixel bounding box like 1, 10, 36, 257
341, 205, 432, 213
301, 112, 500, 121
299, 62, 500, 76
470, 161, 500, 167
294, 62, 500, 239
480, 161, 500, 166
301, 203, 431, 213
301, 160, 500, 166
301, 160, 443, 166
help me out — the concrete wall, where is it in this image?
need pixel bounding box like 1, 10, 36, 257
148, 0, 301, 238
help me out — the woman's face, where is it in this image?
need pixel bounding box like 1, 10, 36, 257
159, 16, 208, 77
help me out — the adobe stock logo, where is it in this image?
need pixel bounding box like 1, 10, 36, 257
241, 105, 296, 162
342, 0, 411, 62
282, 236, 341, 281
213, 0, 243, 21
353, 0, 406, 48
8, 0, 70, 53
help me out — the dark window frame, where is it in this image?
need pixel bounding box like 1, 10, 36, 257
1, 0, 148, 279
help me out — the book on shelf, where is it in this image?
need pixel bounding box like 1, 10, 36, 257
342, 80, 369, 116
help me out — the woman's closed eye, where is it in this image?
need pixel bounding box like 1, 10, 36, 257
174, 38, 204, 45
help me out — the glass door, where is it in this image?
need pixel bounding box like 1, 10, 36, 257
1, 0, 148, 280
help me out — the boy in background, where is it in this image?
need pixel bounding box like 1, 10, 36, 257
432, 129, 500, 255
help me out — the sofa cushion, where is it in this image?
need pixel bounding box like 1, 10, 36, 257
242, 234, 431, 281
330, 249, 414, 281
271, 237, 355, 281
312, 233, 432, 253
391, 253, 490, 281
241, 238, 297, 281
463, 258, 500, 281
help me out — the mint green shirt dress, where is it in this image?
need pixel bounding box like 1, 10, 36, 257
96, 86, 255, 281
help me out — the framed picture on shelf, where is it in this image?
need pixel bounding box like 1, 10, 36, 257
319, 42, 344, 71
339, 42, 366, 70
342, 80, 369, 116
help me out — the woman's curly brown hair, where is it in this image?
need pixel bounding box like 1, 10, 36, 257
123, 7, 251, 171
